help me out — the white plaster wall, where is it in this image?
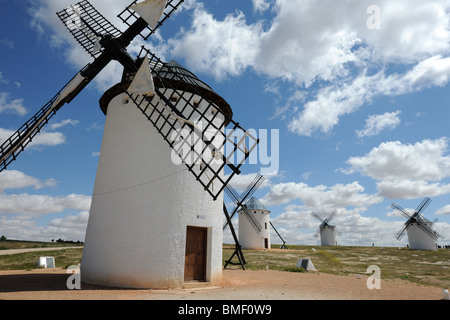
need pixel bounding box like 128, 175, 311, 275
320, 226, 336, 246
407, 223, 437, 250
238, 210, 271, 250
81, 92, 223, 289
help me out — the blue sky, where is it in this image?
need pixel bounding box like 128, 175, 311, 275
1, 0, 450, 247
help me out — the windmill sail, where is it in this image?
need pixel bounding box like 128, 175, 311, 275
130, 0, 168, 28
0, 68, 89, 172
127, 54, 155, 95
57, 0, 123, 57
119, 0, 185, 40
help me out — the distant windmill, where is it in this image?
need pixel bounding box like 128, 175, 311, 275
391, 197, 440, 250
238, 197, 271, 250
223, 174, 265, 269
311, 210, 341, 246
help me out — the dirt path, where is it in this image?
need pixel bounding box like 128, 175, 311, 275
0, 268, 445, 300
0, 247, 81, 256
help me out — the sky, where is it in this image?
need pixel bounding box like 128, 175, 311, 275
1, 0, 450, 247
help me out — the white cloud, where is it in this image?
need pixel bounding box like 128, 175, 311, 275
0, 170, 91, 241
0, 170, 56, 192
169, 8, 263, 80
344, 138, 450, 199
436, 205, 450, 215
0, 72, 7, 84
48, 119, 79, 130
0, 193, 91, 215
0, 92, 27, 116
356, 111, 401, 138
289, 55, 450, 136
47, 210, 89, 233
29, 131, 66, 148
377, 180, 450, 199
0, 118, 75, 150
0, 211, 89, 242
261, 181, 382, 209
346, 138, 450, 181
252, 0, 272, 13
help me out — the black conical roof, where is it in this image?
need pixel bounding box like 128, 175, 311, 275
154, 60, 214, 92
100, 60, 233, 122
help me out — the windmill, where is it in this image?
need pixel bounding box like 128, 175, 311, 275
311, 210, 341, 246
391, 197, 440, 250
237, 196, 271, 250
0, 1, 259, 289
223, 173, 265, 269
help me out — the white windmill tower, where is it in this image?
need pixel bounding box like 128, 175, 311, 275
0, 0, 259, 289
311, 210, 341, 246
391, 197, 440, 250
238, 197, 271, 250
222, 174, 287, 268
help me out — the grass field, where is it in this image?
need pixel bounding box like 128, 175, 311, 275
0, 241, 448, 289
224, 244, 449, 288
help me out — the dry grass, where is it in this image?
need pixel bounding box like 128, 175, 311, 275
224, 244, 450, 288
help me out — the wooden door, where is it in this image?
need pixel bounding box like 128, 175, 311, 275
184, 226, 207, 281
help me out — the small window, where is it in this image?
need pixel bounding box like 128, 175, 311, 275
265, 222, 268, 230
170, 95, 179, 102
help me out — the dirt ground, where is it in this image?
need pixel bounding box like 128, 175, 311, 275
0, 267, 445, 300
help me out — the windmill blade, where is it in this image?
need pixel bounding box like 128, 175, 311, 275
118, 0, 185, 40
222, 204, 239, 231
223, 174, 265, 230
335, 227, 343, 236
57, 0, 123, 58
224, 184, 242, 205
241, 207, 262, 234
270, 222, 287, 248
240, 174, 265, 204
415, 197, 431, 215
326, 209, 337, 224
123, 47, 260, 200
314, 229, 320, 238
417, 222, 440, 241
0, 68, 91, 172
391, 202, 412, 219
311, 212, 324, 223
395, 223, 410, 241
